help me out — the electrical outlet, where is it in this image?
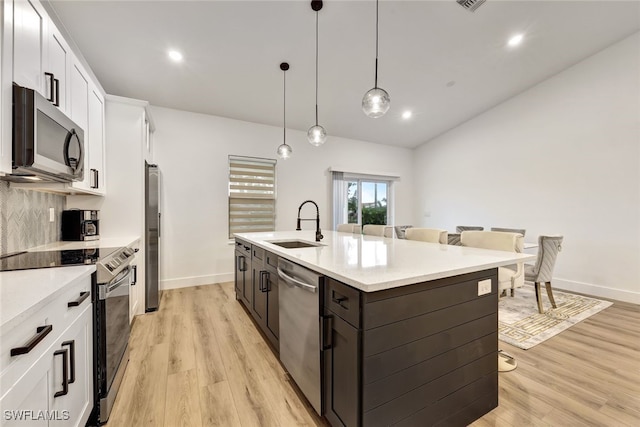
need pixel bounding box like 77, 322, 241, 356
478, 279, 491, 296
49, 208, 55, 222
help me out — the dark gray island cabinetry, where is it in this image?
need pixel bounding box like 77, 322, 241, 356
234, 231, 535, 427
323, 270, 498, 427
234, 237, 279, 351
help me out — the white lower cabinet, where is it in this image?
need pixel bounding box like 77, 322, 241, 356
0, 276, 93, 427
49, 305, 93, 427
1, 304, 93, 427
3, 374, 49, 426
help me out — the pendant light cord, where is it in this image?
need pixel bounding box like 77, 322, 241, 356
315, 10, 319, 126
374, 0, 379, 89
283, 69, 286, 144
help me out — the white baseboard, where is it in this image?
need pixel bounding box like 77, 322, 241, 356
553, 278, 640, 305
160, 273, 234, 290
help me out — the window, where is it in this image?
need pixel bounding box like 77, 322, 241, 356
332, 171, 395, 230
229, 156, 276, 238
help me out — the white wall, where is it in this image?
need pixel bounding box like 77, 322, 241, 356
150, 107, 414, 289
413, 33, 640, 303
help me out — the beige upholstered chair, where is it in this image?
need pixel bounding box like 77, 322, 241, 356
456, 225, 484, 233
405, 228, 448, 244
491, 227, 526, 237
383, 227, 395, 238
461, 231, 524, 296
525, 235, 563, 313
363, 224, 389, 237
336, 224, 362, 234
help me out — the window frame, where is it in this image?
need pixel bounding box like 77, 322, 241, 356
228, 155, 277, 239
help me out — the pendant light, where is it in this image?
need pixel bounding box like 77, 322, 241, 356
277, 62, 293, 159
362, 0, 390, 118
307, 0, 327, 146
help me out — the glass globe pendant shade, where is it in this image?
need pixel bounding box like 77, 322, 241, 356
307, 125, 327, 146
277, 143, 292, 159
362, 87, 391, 118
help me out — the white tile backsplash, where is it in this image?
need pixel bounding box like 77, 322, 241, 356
0, 182, 65, 254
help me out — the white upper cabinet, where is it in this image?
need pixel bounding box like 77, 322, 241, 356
88, 84, 105, 194
68, 59, 90, 192
1, 0, 11, 174
46, 25, 71, 114
13, 0, 70, 113
1, 0, 107, 194
12, 0, 46, 94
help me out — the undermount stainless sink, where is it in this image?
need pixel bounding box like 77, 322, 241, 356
267, 240, 323, 249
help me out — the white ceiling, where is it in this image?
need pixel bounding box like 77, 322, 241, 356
49, 0, 640, 148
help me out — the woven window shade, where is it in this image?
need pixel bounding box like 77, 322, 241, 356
229, 156, 276, 238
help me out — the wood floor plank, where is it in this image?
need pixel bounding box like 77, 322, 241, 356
199, 381, 242, 427
105, 283, 640, 427
167, 313, 196, 374
164, 369, 203, 427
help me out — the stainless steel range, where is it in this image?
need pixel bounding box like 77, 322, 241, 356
0, 245, 136, 425
92, 246, 136, 425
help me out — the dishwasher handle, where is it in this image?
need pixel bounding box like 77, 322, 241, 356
277, 267, 317, 293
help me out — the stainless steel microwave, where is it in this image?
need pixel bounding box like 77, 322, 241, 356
8, 84, 84, 182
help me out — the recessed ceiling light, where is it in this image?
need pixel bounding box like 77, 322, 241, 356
507, 34, 524, 47
168, 50, 183, 62
402, 111, 412, 120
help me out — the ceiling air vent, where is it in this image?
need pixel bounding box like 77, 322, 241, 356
456, 0, 486, 12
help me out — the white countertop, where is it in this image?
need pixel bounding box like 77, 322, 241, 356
0, 265, 95, 334
29, 236, 140, 251
236, 231, 537, 292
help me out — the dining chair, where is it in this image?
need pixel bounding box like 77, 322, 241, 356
461, 230, 524, 373
447, 233, 461, 246
405, 228, 448, 244
460, 231, 524, 297
456, 225, 484, 233
363, 224, 388, 237
336, 224, 361, 234
525, 235, 563, 313
491, 227, 526, 237
383, 227, 395, 238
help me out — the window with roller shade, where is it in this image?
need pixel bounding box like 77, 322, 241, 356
228, 156, 277, 238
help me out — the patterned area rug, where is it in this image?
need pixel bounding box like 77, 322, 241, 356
498, 284, 613, 350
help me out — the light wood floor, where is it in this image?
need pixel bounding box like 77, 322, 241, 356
106, 282, 640, 427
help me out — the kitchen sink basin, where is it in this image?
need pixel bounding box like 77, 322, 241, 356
267, 240, 323, 249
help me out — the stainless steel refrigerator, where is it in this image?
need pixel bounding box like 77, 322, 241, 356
145, 162, 160, 311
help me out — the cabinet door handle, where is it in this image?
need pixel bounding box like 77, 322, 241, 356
61, 340, 76, 384
322, 315, 333, 350
10, 325, 53, 356
53, 348, 69, 398
68, 291, 90, 307
44, 72, 55, 102
53, 78, 60, 107
131, 265, 138, 285
89, 168, 97, 188
237, 255, 246, 272
260, 271, 269, 292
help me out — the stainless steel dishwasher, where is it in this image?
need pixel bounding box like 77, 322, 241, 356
277, 258, 322, 414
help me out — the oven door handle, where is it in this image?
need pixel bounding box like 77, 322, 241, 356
99, 267, 131, 300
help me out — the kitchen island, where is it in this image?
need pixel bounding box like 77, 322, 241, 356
235, 230, 535, 427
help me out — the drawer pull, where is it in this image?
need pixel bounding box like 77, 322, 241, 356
62, 340, 76, 384
68, 291, 90, 307
10, 325, 53, 356
332, 292, 349, 309
53, 348, 69, 398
